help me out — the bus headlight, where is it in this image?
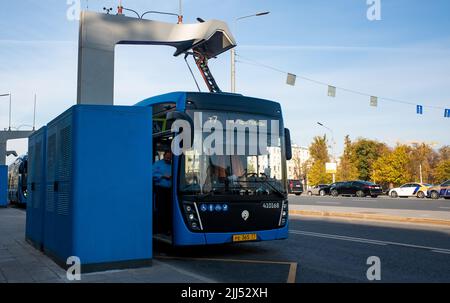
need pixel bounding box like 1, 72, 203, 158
183, 202, 203, 231
279, 200, 288, 227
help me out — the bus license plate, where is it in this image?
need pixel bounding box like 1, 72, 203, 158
232, 234, 257, 242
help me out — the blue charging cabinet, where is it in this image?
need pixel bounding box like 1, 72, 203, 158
27, 105, 153, 272
26, 126, 47, 249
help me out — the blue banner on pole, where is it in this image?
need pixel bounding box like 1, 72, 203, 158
416, 105, 423, 115
445, 109, 450, 118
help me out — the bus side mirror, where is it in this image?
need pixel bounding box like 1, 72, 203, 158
285, 128, 292, 160
166, 111, 194, 147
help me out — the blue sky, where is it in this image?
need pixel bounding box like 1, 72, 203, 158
1, 0, 449, 164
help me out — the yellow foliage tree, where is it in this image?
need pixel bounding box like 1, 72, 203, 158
433, 160, 450, 183
307, 161, 332, 186
337, 135, 359, 181
306, 135, 332, 186
372, 145, 412, 186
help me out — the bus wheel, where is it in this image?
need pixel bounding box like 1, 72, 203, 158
417, 191, 425, 199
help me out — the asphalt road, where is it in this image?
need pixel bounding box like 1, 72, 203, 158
156, 216, 450, 283
2, 207, 449, 283
288, 194, 450, 211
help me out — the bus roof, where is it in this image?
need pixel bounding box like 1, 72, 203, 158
135, 92, 283, 118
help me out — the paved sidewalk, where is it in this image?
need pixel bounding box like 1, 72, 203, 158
0, 207, 208, 283
290, 204, 450, 226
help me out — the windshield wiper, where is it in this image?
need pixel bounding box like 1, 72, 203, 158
232, 178, 285, 198
252, 179, 285, 198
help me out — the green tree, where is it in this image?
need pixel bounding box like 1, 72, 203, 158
433, 160, 450, 183
372, 145, 412, 186
337, 135, 359, 181
351, 138, 388, 181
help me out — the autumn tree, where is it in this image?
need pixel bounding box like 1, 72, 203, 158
290, 152, 302, 180
337, 135, 359, 181
308, 160, 332, 186
307, 135, 331, 186
372, 145, 412, 187
432, 146, 450, 183
301, 160, 312, 186
351, 138, 388, 181
408, 143, 439, 183
438, 146, 450, 161
309, 135, 330, 163
433, 160, 450, 183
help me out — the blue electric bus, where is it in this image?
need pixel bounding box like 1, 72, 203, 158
137, 91, 292, 246
8, 154, 28, 206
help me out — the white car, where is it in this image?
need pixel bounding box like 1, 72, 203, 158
389, 183, 431, 199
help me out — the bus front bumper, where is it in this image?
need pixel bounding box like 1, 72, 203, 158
173, 224, 289, 246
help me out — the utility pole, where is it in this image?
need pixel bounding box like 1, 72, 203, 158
231, 47, 236, 93
419, 164, 423, 184
0, 93, 12, 131
231, 12, 270, 93
317, 122, 336, 183
33, 94, 37, 131
178, 0, 183, 23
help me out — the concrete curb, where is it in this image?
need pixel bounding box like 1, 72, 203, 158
289, 209, 450, 227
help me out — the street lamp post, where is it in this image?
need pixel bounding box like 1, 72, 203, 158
317, 122, 337, 183
231, 11, 270, 93
0, 93, 11, 131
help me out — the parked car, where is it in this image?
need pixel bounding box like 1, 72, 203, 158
306, 184, 330, 196
427, 180, 450, 199
330, 181, 382, 198
288, 180, 304, 195
389, 183, 432, 199
382, 187, 391, 196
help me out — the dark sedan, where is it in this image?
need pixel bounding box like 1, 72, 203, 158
330, 181, 382, 198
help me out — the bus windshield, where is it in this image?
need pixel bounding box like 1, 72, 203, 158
179, 110, 286, 198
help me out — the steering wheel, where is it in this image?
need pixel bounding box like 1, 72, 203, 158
240, 172, 258, 179
259, 172, 269, 179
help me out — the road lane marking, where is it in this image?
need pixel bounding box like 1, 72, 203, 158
156, 255, 298, 283
315, 202, 341, 205
439, 207, 450, 210
289, 229, 450, 253
287, 262, 298, 284
432, 250, 450, 255
289, 230, 387, 246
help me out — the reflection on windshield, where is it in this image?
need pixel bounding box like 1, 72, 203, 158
180, 110, 286, 197
182, 153, 285, 196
